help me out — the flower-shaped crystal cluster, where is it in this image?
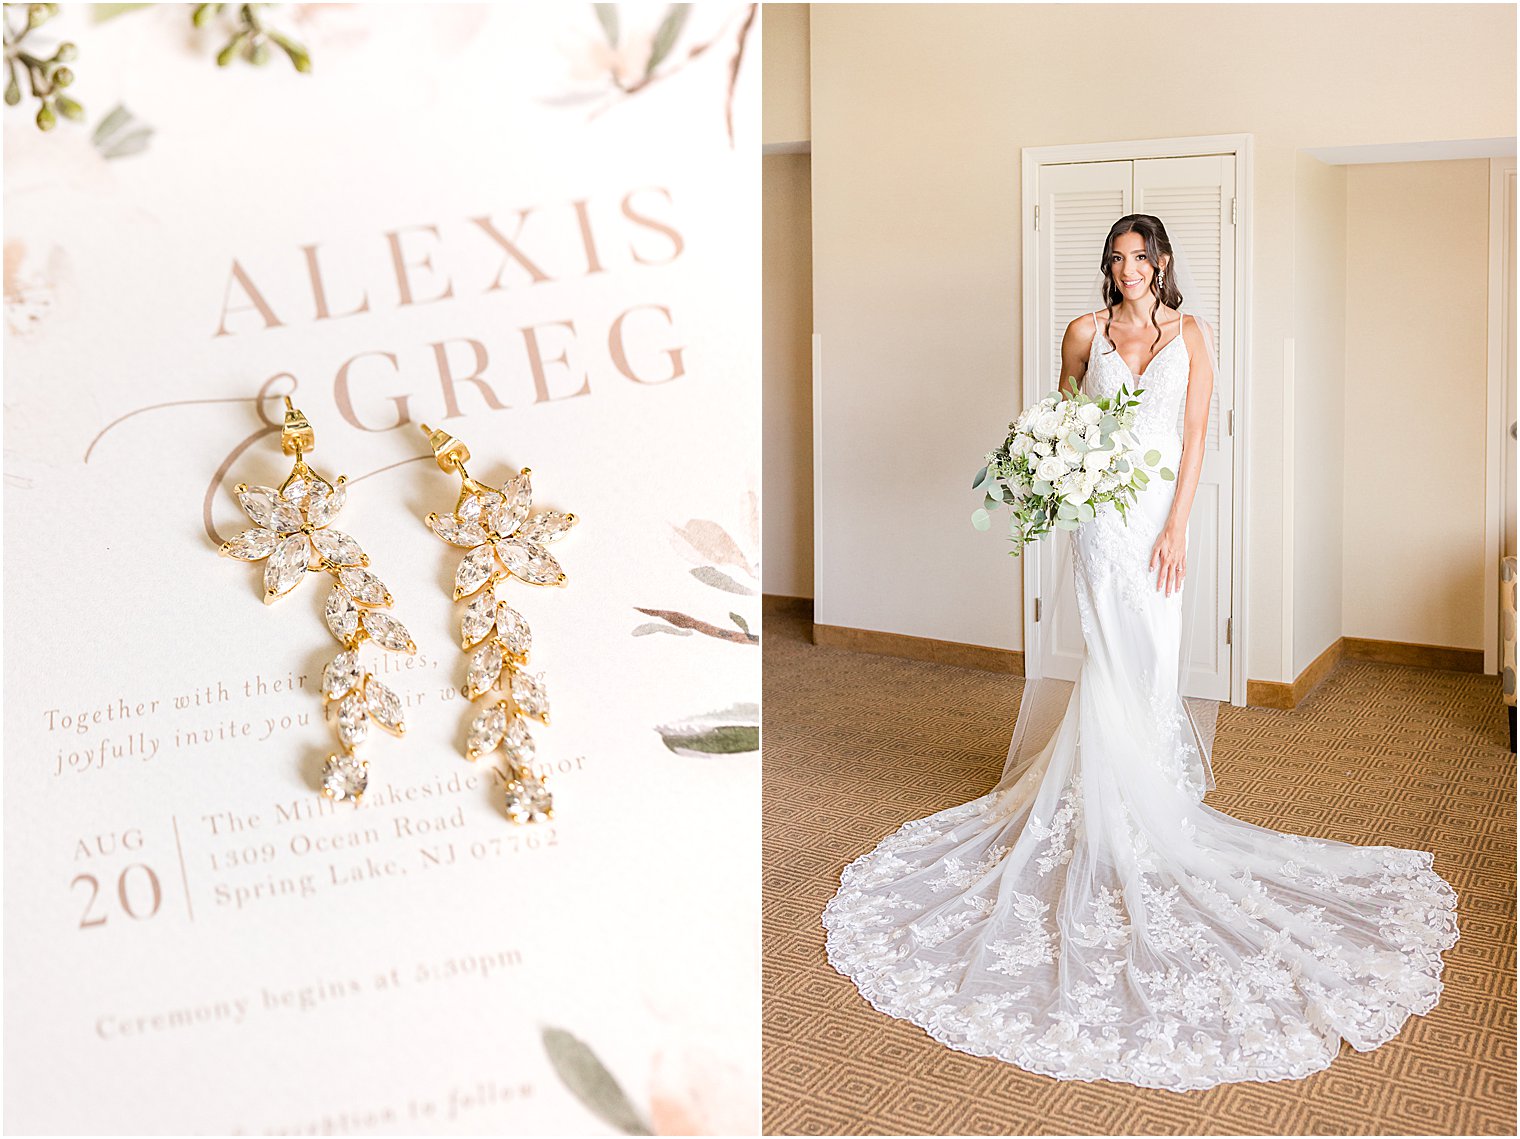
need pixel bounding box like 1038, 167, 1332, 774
425, 468, 574, 823
427, 469, 575, 600
220, 463, 415, 804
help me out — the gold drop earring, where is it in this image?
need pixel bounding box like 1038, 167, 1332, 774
418, 423, 576, 823
219, 397, 416, 803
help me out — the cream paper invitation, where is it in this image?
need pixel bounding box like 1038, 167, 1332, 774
4, 4, 759, 1133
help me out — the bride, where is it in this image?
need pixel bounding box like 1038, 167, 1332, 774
821, 214, 1459, 1090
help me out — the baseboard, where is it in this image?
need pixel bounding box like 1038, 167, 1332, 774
761, 593, 813, 617
1342, 637, 1484, 673
1247, 635, 1484, 709
1247, 638, 1344, 709
798, 621, 1485, 708
811, 622, 1024, 674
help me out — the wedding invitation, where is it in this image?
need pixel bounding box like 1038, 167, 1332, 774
4, 4, 759, 1133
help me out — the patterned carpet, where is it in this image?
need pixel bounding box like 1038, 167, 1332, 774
762, 603, 1517, 1136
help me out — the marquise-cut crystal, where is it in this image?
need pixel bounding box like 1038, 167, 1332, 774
324, 585, 360, 642
497, 539, 562, 585
311, 529, 365, 566
511, 671, 549, 720
454, 543, 497, 598
460, 590, 496, 647
503, 770, 552, 824
502, 716, 536, 765
264, 533, 311, 598
519, 510, 573, 544
467, 643, 504, 695
270, 502, 305, 533
321, 753, 367, 802
467, 704, 508, 757
362, 610, 414, 653
337, 566, 390, 606
224, 527, 279, 561
322, 649, 361, 699
428, 513, 489, 547
306, 481, 346, 526
364, 678, 404, 733
280, 476, 309, 505
496, 604, 532, 656
489, 473, 532, 537
335, 691, 368, 747
237, 486, 281, 528
457, 490, 503, 524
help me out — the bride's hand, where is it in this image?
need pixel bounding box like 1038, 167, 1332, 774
1149, 526, 1186, 596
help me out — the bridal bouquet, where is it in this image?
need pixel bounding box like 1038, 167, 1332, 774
972, 380, 1174, 555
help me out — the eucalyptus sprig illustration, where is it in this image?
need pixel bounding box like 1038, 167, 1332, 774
3, 3, 80, 130
192, 2, 310, 71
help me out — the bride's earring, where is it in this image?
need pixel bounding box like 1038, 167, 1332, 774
418, 424, 577, 823
1157, 266, 1165, 291
219, 398, 416, 803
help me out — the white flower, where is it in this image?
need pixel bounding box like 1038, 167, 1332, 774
1083, 449, 1113, 473
1055, 439, 1080, 466
1033, 440, 1053, 457
1077, 402, 1102, 425
1036, 456, 1066, 482
1011, 433, 1034, 457
1034, 410, 1062, 439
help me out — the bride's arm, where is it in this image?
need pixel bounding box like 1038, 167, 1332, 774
1058, 315, 1092, 399
1149, 314, 1215, 596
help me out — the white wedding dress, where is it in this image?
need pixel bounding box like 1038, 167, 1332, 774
822, 311, 1460, 1090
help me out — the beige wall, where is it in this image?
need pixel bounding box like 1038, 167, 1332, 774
808, 3, 1514, 678
1292, 153, 1348, 675
763, 153, 815, 598
762, 4, 810, 146
1343, 159, 1493, 650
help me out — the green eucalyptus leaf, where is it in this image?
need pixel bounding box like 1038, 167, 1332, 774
972, 464, 989, 489
971, 507, 991, 531
1144, 449, 1162, 466
594, 2, 620, 44
646, 4, 691, 74
1160, 467, 1176, 480
542, 1027, 653, 1135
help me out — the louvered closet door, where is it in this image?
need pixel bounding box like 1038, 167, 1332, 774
1028, 154, 1235, 700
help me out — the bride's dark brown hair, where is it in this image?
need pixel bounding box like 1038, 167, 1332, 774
1098, 214, 1185, 355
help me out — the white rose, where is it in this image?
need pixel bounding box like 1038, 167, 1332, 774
1011, 433, 1034, 457
1036, 456, 1066, 482
1035, 410, 1062, 439
1062, 475, 1092, 505
1033, 440, 1052, 457
1055, 439, 1080, 466
1077, 403, 1102, 425
1083, 448, 1113, 473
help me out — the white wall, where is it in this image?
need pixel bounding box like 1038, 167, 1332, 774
762, 153, 815, 598
762, 4, 810, 147
808, 3, 1514, 677
1343, 159, 1493, 650
1292, 153, 1347, 674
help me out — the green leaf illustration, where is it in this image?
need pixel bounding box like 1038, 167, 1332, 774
655, 703, 760, 756
646, 4, 691, 74
691, 566, 755, 595
593, 3, 620, 45
542, 1027, 652, 1135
